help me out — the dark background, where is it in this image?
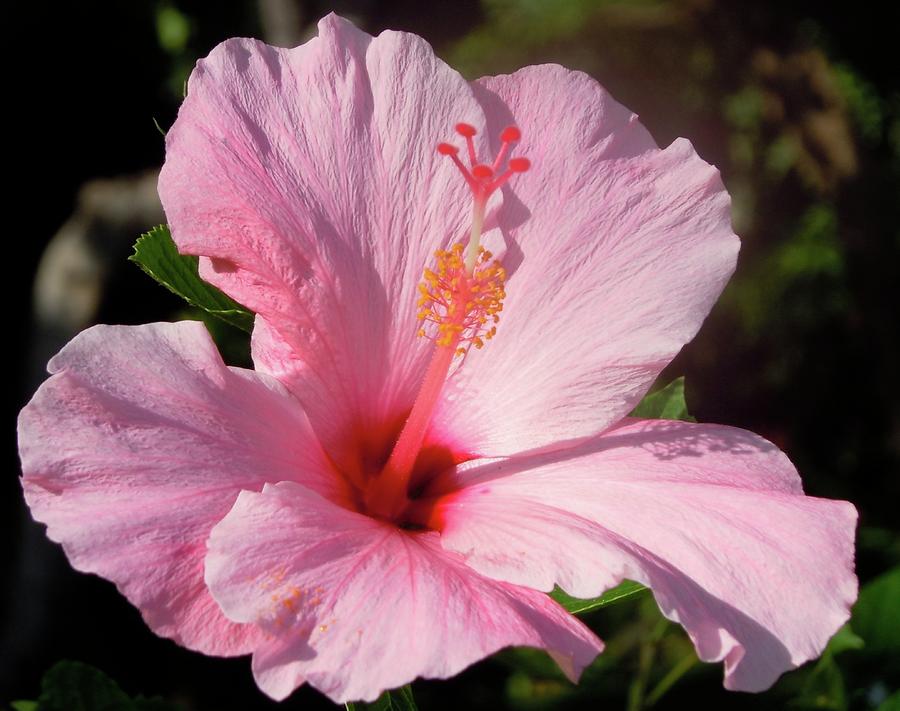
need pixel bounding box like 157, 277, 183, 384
5, 1, 898, 709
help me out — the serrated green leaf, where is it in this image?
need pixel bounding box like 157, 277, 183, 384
130, 225, 254, 333
33, 661, 181, 711
345, 685, 417, 711
550, 580, 648, 615
630, 377, 696, 421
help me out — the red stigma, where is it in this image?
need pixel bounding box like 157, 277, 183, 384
508, 157, 531, 172
500, 126, 521, 142
436, 122, 531, 200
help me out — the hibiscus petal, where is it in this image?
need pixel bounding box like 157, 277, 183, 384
205, 481, 602, 702
432, 66, 740, 455
435, 419, 857, 691
18, 321, 337, 655
158, 14, 492, 457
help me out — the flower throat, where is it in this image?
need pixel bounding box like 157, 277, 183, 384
364, 123, 530, 522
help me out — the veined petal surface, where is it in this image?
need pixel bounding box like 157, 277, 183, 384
433, 66, 740, 455
205, 481, 603, 703
435, 419, 857, 691
19, 321, 336, 655
159, 14, 494, 458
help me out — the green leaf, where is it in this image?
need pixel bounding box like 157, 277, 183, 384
550, 580, 648, 615
629, 377, 696, 422
36, 661, 132, 711
793, 653, 847, 711
823, 624, 864, 656
345, 685, 418, 711
11, 702, 38, 711
130, 225, 254, 333
32, 660, 180, 711
788, 625, 864, 711
852, 565, 900, 655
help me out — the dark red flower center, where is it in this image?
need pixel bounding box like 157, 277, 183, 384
330, 414, 468, 530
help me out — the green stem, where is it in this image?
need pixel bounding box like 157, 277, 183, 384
646, 654, 699, 707
626, 617, 669, 711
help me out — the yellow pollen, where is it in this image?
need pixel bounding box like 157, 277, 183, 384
417, 243, 506, 355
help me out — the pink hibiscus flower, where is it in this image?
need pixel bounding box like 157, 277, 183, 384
18, 14, 857, 704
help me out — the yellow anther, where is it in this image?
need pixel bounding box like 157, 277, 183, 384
416, 243, 507, 356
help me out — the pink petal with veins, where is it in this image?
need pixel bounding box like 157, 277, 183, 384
20, 321, 338, 655
435, 419, 857, 691
206, 481, 602, 702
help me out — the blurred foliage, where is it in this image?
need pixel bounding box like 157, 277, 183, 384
156, 3, 191, 54
851, 567, 900, 659
155, 2, 194, 97
14, 660, 183, 711
345, 686, 418, 711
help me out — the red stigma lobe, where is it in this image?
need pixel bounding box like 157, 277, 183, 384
437, 123, 531, 201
